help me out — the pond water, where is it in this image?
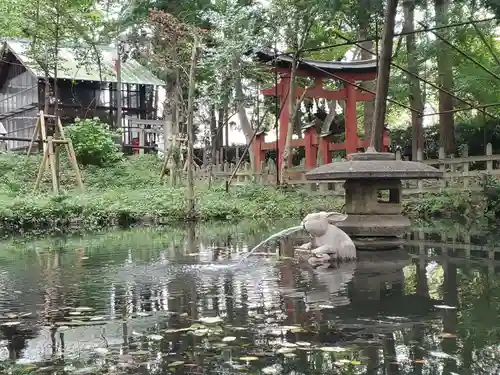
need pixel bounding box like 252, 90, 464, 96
0, 220, 499, 374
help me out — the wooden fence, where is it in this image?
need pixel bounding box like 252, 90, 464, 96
191, 143, 500, 194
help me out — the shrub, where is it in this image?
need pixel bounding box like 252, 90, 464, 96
66, 117, 122, 167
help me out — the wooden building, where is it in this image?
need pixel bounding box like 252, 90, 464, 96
0, 38, 164, 150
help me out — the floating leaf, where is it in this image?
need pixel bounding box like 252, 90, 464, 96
351, 361, 361, 365
199, 317, 223, 324
193, 329, 208, 336
148, 334, 163, 341
296, 341, 311, 346
168, 361, 185, 367
439, 332, 457, 339
222, 336, 237, 342
1, 321, 20, 326
429, 351, 456, 360
94, 348, 109, 355
319, 305, 335, 309
320, 346, 347, 352
75, 307, 94, 312
239, 356, 259, 361
276, 347, 295, 354
262, 365, 279, 375
434, 305, 457, 310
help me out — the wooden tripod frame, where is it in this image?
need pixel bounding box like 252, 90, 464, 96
27, 111, 84, 194
160, 135, 187, 180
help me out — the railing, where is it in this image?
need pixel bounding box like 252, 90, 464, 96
187, 143, 500, 193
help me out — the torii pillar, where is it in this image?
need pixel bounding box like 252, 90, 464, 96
262, 73, 376, 170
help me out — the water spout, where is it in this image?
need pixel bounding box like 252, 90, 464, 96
238, 225, 304, 263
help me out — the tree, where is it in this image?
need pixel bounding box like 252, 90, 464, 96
434, 0, 456, 155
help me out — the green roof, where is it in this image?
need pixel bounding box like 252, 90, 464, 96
2, 39, 164, 86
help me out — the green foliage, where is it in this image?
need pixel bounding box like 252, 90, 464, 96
65, 117, 122, 167
390, 116, 500, 158
403, 190, 479, 219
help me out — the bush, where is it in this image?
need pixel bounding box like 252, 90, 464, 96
66, 117, 122, 167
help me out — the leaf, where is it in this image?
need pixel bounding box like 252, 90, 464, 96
222, 336, 237, 342
296, 341, 311, 346
320, 346, 347, 352
438, 332, 457, 339
276, 347, 295, 354
168, 361, 185, 367
94, 348, 109, 355
434, 305, 457, 310
199, 316, 223, 324
148, 334, 163, 341
239, 356, 259, 361
1, 321, 21, 326
75, 307, 94, 312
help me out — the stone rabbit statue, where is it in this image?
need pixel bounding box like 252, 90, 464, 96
298, 211, 357, 265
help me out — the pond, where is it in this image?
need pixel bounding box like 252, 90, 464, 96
0, 219, 499, 375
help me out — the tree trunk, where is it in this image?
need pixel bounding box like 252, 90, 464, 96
358, 1, 375, 142
403, 0, 424, 160
370, 0, 399, 151
282, 55, 298, 176
435, 0, 456, 155
233, 57, 255, 168
186, 36, 199, 217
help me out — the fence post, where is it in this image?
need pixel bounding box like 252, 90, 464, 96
417, 149, 423, 192
486, 143, 493, 173
138, 125, 145, 155
461, 144, 469, 189
438, 147, 446, 189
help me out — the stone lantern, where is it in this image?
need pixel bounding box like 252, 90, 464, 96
305, 150, 442, 250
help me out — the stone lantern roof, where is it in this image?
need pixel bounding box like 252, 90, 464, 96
305, 151, 442, 180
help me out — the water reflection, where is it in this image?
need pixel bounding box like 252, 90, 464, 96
0, 222, 499, 374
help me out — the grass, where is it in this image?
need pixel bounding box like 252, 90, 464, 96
0, 151, 491, 236
0, 153, 343, 236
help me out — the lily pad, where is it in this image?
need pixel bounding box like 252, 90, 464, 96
320, 346, 347, 352
193, 329, 209, 336
276, 347, 295, 354
75, 307, 95, 312
168, 361, 185, 367
262, 365, 280, 374
239, 356, 259, 361
148, 334, 163, 341
199, 317, 223, 324
1, 321, 21, 326
94, 348, 109, 355
296, 341, 311, 347
434, 305, 457, 310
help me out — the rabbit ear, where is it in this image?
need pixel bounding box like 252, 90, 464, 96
326, 212, 348, 223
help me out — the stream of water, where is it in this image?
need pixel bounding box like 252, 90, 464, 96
238, 225, 303, 263
0, 220, 498, 375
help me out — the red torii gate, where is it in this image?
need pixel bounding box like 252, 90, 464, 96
252, 50, 390, 170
